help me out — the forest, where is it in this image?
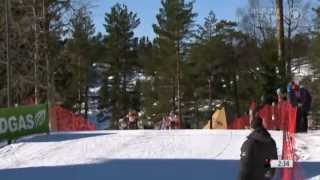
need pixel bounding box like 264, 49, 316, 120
1, 0, 320, 128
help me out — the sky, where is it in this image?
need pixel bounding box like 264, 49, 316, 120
88, 0, 246, 39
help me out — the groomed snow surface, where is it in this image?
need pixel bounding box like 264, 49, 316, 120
0, 130, 319, 180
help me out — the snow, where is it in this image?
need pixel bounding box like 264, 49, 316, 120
0, 130, 319, 180
295, 130, 320, 180
89, 86, 101, 93
296, 130, 320, 161
309, 175, 320, 180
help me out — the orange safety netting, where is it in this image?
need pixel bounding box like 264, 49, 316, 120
228, 116, 249, 129
258, 104, 275, 129
50, 106, 96, 131
280, 102, 302, 180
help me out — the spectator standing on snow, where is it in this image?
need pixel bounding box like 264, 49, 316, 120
287, 82, 304, 132
287, 81, 300, 107
299, 85, 312, 132
239, 116, 278, 180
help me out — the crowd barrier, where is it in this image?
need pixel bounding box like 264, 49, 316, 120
50, 106, 96, 131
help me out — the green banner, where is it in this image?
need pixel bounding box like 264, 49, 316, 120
0, 104, 49, 141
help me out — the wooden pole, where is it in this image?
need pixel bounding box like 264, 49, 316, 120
5, 0, 12, 108
177, 38, 182, 128
33, 0, 39, 104
276, 0, 286, 83
43, 0, 55, 131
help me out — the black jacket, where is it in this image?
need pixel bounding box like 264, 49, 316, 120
239, 128, 278, 180
300, 88, 312, 113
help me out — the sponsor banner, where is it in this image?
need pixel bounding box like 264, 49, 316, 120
0, 104, 49, 140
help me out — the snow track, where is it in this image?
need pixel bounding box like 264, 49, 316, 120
0, 130, 283, 168
0, 130, 318, 180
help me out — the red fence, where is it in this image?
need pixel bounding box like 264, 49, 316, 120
50, 106, 96, 131
279, 102, 302, 180
21, 97, 96, 132
228, 116, 250, 129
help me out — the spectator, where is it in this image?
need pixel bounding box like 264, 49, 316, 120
299, 85, 312, 132
239, 116, 278, 180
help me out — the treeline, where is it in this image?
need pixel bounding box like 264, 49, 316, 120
1, 0, 320, 127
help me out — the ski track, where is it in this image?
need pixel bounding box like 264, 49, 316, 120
0, 129, 285, 169
0, 130, 319, 180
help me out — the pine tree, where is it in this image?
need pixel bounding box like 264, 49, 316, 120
152, 0, 197, 124
190, 11, 220, 107
65, 6, 95, 117
307, 6, 320, 124
103, 3, 140, 127
137, 37, 163, 124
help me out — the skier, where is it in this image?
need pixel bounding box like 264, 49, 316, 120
118, 118, 127, 130
168, 111, 180, 129
239, 116, 278, 180
128, 111, 138, 129
160, 115, 168, 129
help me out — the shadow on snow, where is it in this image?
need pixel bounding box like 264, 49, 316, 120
17, 132, 113, 143
0, 159, 319, 180
0, 159, 239, 180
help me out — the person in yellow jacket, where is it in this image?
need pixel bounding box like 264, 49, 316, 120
204, 105, 227, 129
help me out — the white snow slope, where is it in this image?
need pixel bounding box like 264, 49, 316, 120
0, 130, 319, 180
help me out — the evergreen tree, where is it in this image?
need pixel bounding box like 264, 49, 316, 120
152, 0, 197, 124
137, 37, 163, 124
189, 12, 221, 108
64, 6, 95, 117
103, 3, 140, 126
307, 6, 320, 124
190, 14, 262, 119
